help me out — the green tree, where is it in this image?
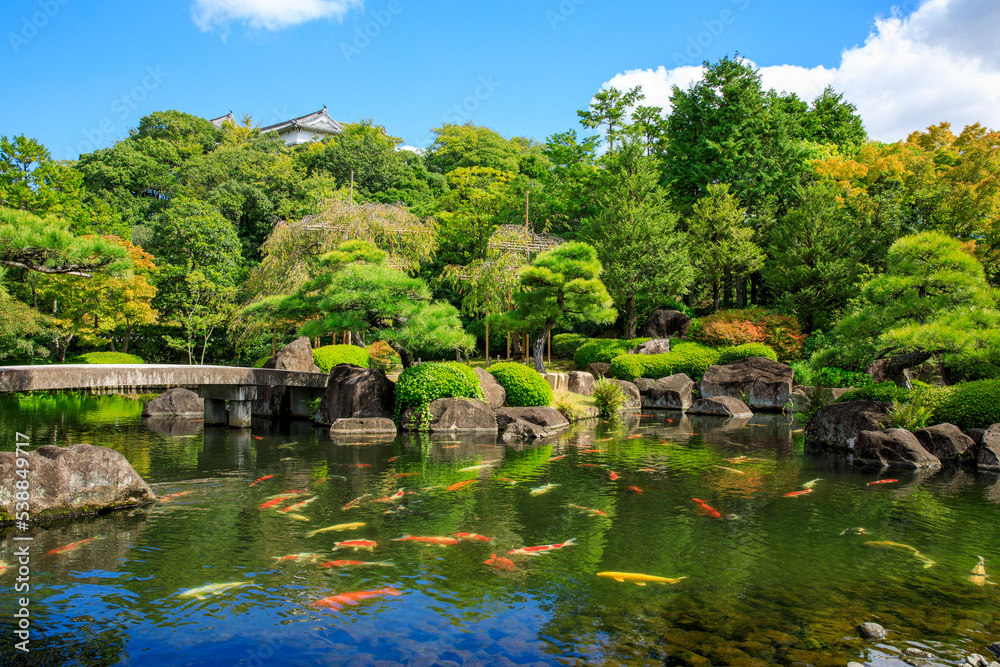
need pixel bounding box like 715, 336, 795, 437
583, 142, 691, 337
0, 207, 129, 277
425, 123, 522, 175
434, 167, 523, 265
497, 241, 616, 372
577, 86, 644, 152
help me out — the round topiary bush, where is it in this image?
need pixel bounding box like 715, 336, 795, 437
609, 341, 721, 382
931, 379, 1000, 430
573, 338, 649, 369
717, 343, 778, 365
488, 362, 553, 407
394, 362, 484, 423
552, 333, 590, 358
313, 344, 370, 372
69, 352, 145, 364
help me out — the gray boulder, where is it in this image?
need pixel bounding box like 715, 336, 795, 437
634, 378, 655, 393
640, 309, 691, 339
142, 387, 203, 417
609, 379, 641, 409
856, 429, 941, 469
0, 444, 154, 524
543, 372, 568, 392
645, 373, 694, 410
567, 371, 595, 396
314, 364, 395, 425
856, 622, 887, 640
329, 418, 398, 436
402, 398, 497, 433
629, 338, 670, 355
475, 368, 506, 409
502, 418, 558, 441
913, 423, 975, 464
966, 428, 987, 447
495, 406, 569, 430
700, 357, 794, 410
253, 336, 323, 418
687, 396, 753, 418
805, 401, 891, 450
587, 362, 610, 379
979, 425, 1000, 473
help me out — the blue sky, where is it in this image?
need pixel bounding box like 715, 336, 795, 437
2, 0, 998, 160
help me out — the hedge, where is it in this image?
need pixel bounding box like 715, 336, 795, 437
836, 382, 910, 404
608, 341, 721, 382
394, 362, 484, 423
488, 362, 553, 407
717, 343, 778, 365
69, 352, 145, 364
574, 338, 649, 369
931, 379, 1000, 430
552, 333, 590, 358
313, 345, 370, 372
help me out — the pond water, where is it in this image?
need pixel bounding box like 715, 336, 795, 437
1, 393, 998, 666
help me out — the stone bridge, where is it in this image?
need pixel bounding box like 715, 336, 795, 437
0, 364, 329, 428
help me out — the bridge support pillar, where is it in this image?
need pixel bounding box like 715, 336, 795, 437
229, 400, 252, 428
289, 386, 323, 419
204, 398, 227, 425
199, 385, 258, 428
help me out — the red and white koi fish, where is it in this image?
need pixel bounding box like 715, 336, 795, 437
783, 489, 813, 498
568, 504, 607, 517
452, 532, 493, 543
47, 536, 103, 555
392, 534, 458, 546
249, 475, 274, 487
484, 553, 516, 572
341, 494, 371, 510
310, 586, 401, 610
446, 480, 477, 492
159, 491, 193, 502
627, 486, 643, 494
867, 479, 898, 486
278, 496, 318, 513
508, 538, 576, 556
372, 489, 405, 503
692, 498, 721, 519
333, 539, 377, 552
318, 560, 394, 569
608, 470, 619, 481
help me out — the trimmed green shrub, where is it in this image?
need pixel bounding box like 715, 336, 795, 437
592, 377, 626, 418
574, 338, 649, 369
394, 362, 484, 424
313, 345, 370, 372
931, 379, 1000, 430
814, 367, 874, 388
837, 382, 910, 404
488, 362, 553, 407
69, 352, 144, 364
553, 333, 590, 358
608, 341, 721, 382
718, 343, 778, 365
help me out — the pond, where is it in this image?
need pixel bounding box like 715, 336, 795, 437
1, 393, 998, 666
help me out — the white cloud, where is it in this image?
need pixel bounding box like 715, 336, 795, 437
191, 0, 364, 32
602, 0, 1000, 141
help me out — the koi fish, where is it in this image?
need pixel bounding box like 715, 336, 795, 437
283, 513, 310, 521
626, 435, 643, 440
715, 466, 745, 475
579, 463, 604, 468
252, 436, 263, 440
318, 560, 394, 569
266, 491, 308, 499
453, 532, 493, 543
306, 522, 365, 538
839, 527, 870, 536
508, 538, 576, 556
458, 462, 497, 472
341, 494, 371, 510
333, 539, 377, 551
802, 478, 822, 489
596, 438, 613, 442
638, 468, 655, 472
276, 443, 296, 451
864, 540, 936, 568
159, 491, 193, 502
784, 489, 813, 498
347, 464, 372, 468
577, 449, 603, 454
530, 483, 560, 496
273, 553, 324, 563
392, 534, 458, 546
608, 471, 619, 481
692, 498, 721, 519
548, 455, 567, 462
867, 479, 898, 486
395, 472, 421, 477
446, 480, 476, 492
0, 561, 6, 576
309, 586, 401, 610
627, 486, 643, 494
278, 496, 318, 513
178, 581, 252, 600
484, 553, 516, 572
387, 456, 398, 463
567, 504, 607, 517
372, 489, 405, 503
249, 475, 274, 487
442, 445, 460, 449
47, 536, 103, 555
597, 572, 687, 586
258, 496, 294, 510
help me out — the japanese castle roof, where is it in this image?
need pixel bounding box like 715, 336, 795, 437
209, 111, 234, 128
259, 106, 345, 136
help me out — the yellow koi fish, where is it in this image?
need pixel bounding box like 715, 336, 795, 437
177, 581, 252, 600
802, 478, 822, 489
715, 466, 745, 475
306, 522, 365, 538
529, 483, 560, 496
597, 572, 687, 586
864, 540, 935, 568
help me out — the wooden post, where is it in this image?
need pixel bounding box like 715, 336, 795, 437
548, 330, 551, 367
506, 332, 510, 360
485, 319, 489, 365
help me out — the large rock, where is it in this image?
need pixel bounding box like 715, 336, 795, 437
587, 362, 610, 379
609, 379, 641, 409
142, 387, 203, 417
645, 373, 694, 410
502, 418, 558, 441
543, 372, 569, 393
0, 444, 154, 523
412, 398, 497, 433
567, 371, 595, 396
805, 401, 891, 450
700, 357, 794, 410
629, 338, 671, 355
253, 336, 322, 417
314, 364, 395, 425
495, 406, 570, 430
913, 423, 975, 464
330, 418, 398, 436
687, 396, 753, 418
475, 368, 506, 409
979, 425, 1000, 473
856, 429, 941, 469
640, 309, 691, 339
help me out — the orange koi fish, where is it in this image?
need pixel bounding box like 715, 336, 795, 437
508, 538, 576, 556
692, 498, 721, 519
626, 435, 643, 440
638, 468, 655, 472
333, 539, 377, 551
446, 480, 476, 492
347, 464, 371, 468
279, 496, 318, 513
568, 504, 607, 517
549, 455, 567, 462
783, 489, 813, 498
596, 438, 613, 442
442, 445, 460, 449
578, 449, 603, 454
387, 456, 398, 463
484, 553, 516, 572
341, 494, 371, 510
372, 489, 405, 503
252, 435, 263, 440
47, 536, 103, 555
867, 479, 898, 486
608, 470, 619, 481
627, 486, 643, 494
258, 496, 293, 510
310, 586, 401, 610
392, 534, 458, 546
453, 532, 493, 543
318, 560, 394, 569
0, 561, 6, 576
249, 475, 274, 487
159, 491, 193, 502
